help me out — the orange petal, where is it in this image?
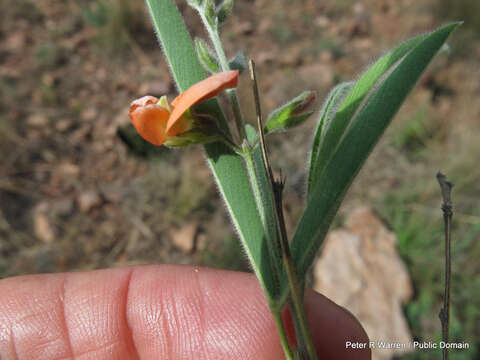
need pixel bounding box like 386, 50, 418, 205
166, 70, 239, 136
129, 104, 170, 146
130, 96, 159, 112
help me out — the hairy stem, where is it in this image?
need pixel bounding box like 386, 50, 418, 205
273, 309, 295, 360
199, 13, 247, 141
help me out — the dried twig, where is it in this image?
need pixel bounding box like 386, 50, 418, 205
436, 171, 453, 360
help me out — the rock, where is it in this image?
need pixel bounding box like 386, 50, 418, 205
33, 213, 55, 243
313, 206, 413, 360
353, 38, 375, 51
170, 224, 198, 253
315, 15, 330, 28
58, 162, 80, 177
33, 203, 55, 243
55, 118, 72, 132
27, 113, 49, 127
77, 190, 102, 213
81, 106, 97, 122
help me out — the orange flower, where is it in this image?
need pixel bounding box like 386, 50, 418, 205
129, 70, 239, 146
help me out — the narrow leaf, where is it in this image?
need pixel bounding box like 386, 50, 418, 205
145, 0, 282, 300
245, 125, 283, 284
311, 31, 429, 186
195, 37, 220, 74
282, 23, 460, 300
307, 81, 354, 196
203, 0, 217, 28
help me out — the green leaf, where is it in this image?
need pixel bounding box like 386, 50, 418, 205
283, 23, 461, 300
264, 91, 316, 134
195, 37, 220, 74
145, 0, 281, 301
310, 31, 430, 188
307, 81, 354, 197
244, 125, 283, 286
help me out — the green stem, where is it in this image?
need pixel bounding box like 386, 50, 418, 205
274, 179, 317, 360
199, 13, 247, 141
204, 22, 229, 72
283, 260, 317, 359
273, 309, 295, 360
227, 89, 247, 142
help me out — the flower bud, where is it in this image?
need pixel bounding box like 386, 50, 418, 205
264, 90, 317, 134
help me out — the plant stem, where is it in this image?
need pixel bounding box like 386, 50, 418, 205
249, 59, 318, 360
274, 178, 317, 360
199, 13, 247, 142
273, 309, 295, 360
227, 90, 247, 142
283, 256, 317, 359
437, 172, 453, 360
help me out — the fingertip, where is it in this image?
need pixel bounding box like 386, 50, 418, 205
305, 289, 371, 360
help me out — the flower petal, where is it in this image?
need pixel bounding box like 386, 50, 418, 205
130, 96, 159, 112
129, 104, 170, 146
166, 70, 239, 136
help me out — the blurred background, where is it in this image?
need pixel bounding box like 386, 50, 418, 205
0, 0, 479, 358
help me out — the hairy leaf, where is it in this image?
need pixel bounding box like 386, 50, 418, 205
145, 0, 282, 301
195, 37, 220, 74
281, 23, 461, 301
307, 81, 354, 196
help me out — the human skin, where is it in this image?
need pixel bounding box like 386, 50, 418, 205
0, 265, 371, 359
